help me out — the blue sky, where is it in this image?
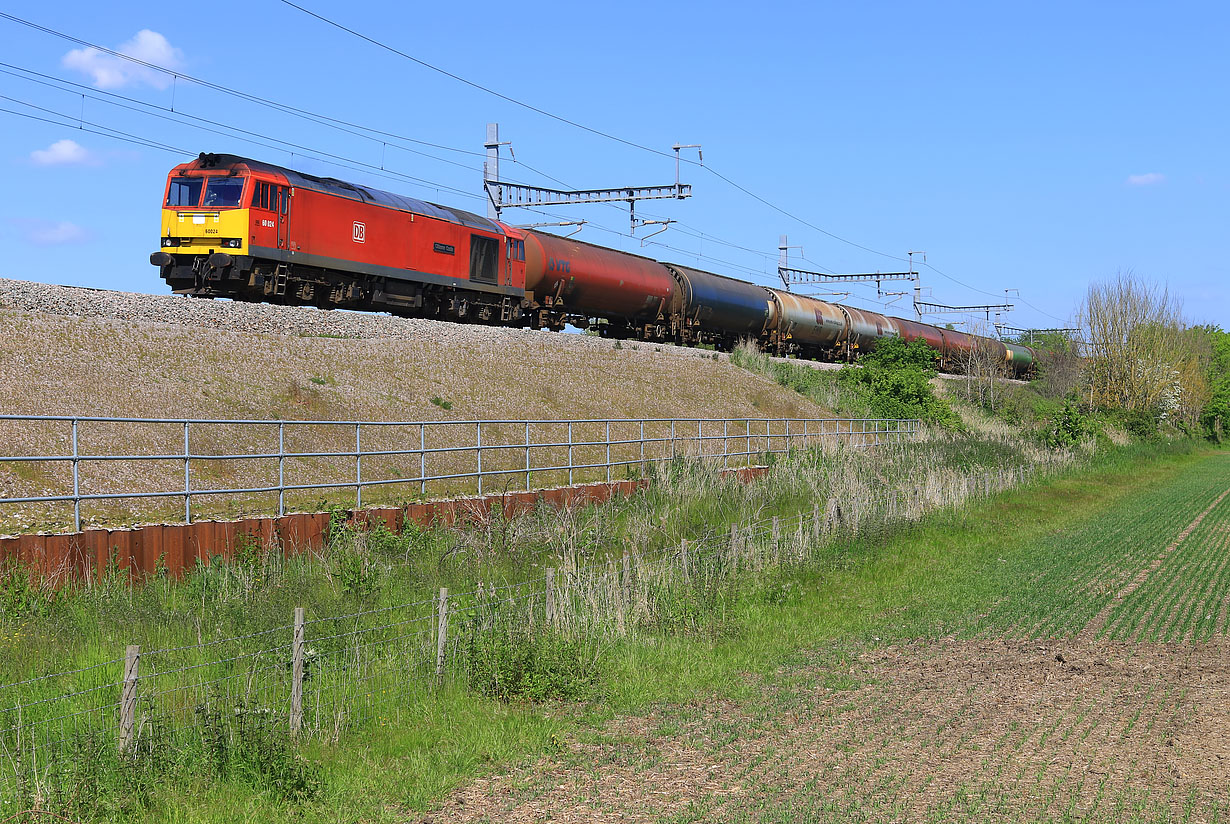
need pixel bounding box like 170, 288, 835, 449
1, 0, 1225, 331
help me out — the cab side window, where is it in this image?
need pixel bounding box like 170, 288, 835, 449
252, 182, 270, 210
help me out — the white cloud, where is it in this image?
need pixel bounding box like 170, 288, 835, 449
62, 30, 184, 90
29, 139, 98, 167
12, 219, 91, 246
1126, 172, 1165, 186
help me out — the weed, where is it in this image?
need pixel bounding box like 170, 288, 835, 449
430, 395, 453, 410
464, 616, 599, 702
0, 561, 58, 619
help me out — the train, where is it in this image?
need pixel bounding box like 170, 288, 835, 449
150, 153, 1037, 375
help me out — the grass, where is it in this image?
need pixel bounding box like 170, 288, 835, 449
3, 432, 1220, 820
0, 425, 1080, 818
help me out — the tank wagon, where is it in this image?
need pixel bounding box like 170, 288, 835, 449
151, 153, 1036, 375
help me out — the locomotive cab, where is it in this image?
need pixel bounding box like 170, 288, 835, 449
150, 155, 270, 295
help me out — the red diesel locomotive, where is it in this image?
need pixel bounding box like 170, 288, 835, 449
150, 153, 1036, 374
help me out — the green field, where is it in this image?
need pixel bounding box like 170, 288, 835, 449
3, 441, 1228, 823
426, 444, 1230, 823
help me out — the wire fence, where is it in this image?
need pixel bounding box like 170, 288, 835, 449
0, 415, 920, 533
0, 459, 1038, 806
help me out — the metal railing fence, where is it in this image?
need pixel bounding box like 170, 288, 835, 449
0, 415, 920, 531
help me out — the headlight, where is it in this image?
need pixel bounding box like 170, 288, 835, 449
162, 237, 179, 247
222, 238, 242, 248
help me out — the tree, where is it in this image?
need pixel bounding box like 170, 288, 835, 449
959, 322, 1009, 411
1194, 325, 1230, 440
1079, 272, 1209, 430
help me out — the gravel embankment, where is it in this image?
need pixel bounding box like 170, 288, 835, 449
0, 277, 726, 361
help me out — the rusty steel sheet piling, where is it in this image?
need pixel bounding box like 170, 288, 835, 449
2, 470, 774, 583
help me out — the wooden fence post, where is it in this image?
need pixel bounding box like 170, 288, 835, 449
545, 568, 555, 625
622, 551, 632, 601
290, 607, 304, 735
435, 587, 449, 681
729, 523, 739, 571
772, 516, 780, 546
119, 644, 139, 753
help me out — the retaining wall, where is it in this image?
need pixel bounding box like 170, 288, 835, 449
0, 467, 772, 583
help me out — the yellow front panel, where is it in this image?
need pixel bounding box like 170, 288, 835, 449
158, 208, 249, 254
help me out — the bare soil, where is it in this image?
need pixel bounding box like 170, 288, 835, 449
420, 639, 1230, 823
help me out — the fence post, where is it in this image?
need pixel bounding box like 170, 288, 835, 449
291, 607, 304, 735
622, 551, 632, 601
772, 516, 780, 546
420, 424, 427, 496
723, 419, 729, 469
355, 423, 363, 509
119, 644, 139, 753
606, 421, 611, 483
545, 568, 555, 625
525, 422, 532, 492
680, 539, 689, 581
278, 422, 286, 516
729, 523, 739, 570
567, 422, 574, 486
183, 421, 192, 523
476, 422, 483, 496
435, 587, 449, 681
71, 418, 81, 533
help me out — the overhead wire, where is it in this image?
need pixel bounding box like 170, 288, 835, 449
0, 98, 190, 155
271, 2, 1063, 326
1, 10, 1065, 327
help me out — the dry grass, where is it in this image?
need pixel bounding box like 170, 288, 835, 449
0, 309, 838, 532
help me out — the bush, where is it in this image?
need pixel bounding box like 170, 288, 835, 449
1120, 408, 1160, 440
838, 337, 962, 428
1041, 401, 1092, 448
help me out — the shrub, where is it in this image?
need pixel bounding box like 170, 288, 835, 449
838, 337, 962, 428
1041, 400, 1092, 448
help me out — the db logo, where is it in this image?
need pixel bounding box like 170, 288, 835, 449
352, 222, 366, 243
